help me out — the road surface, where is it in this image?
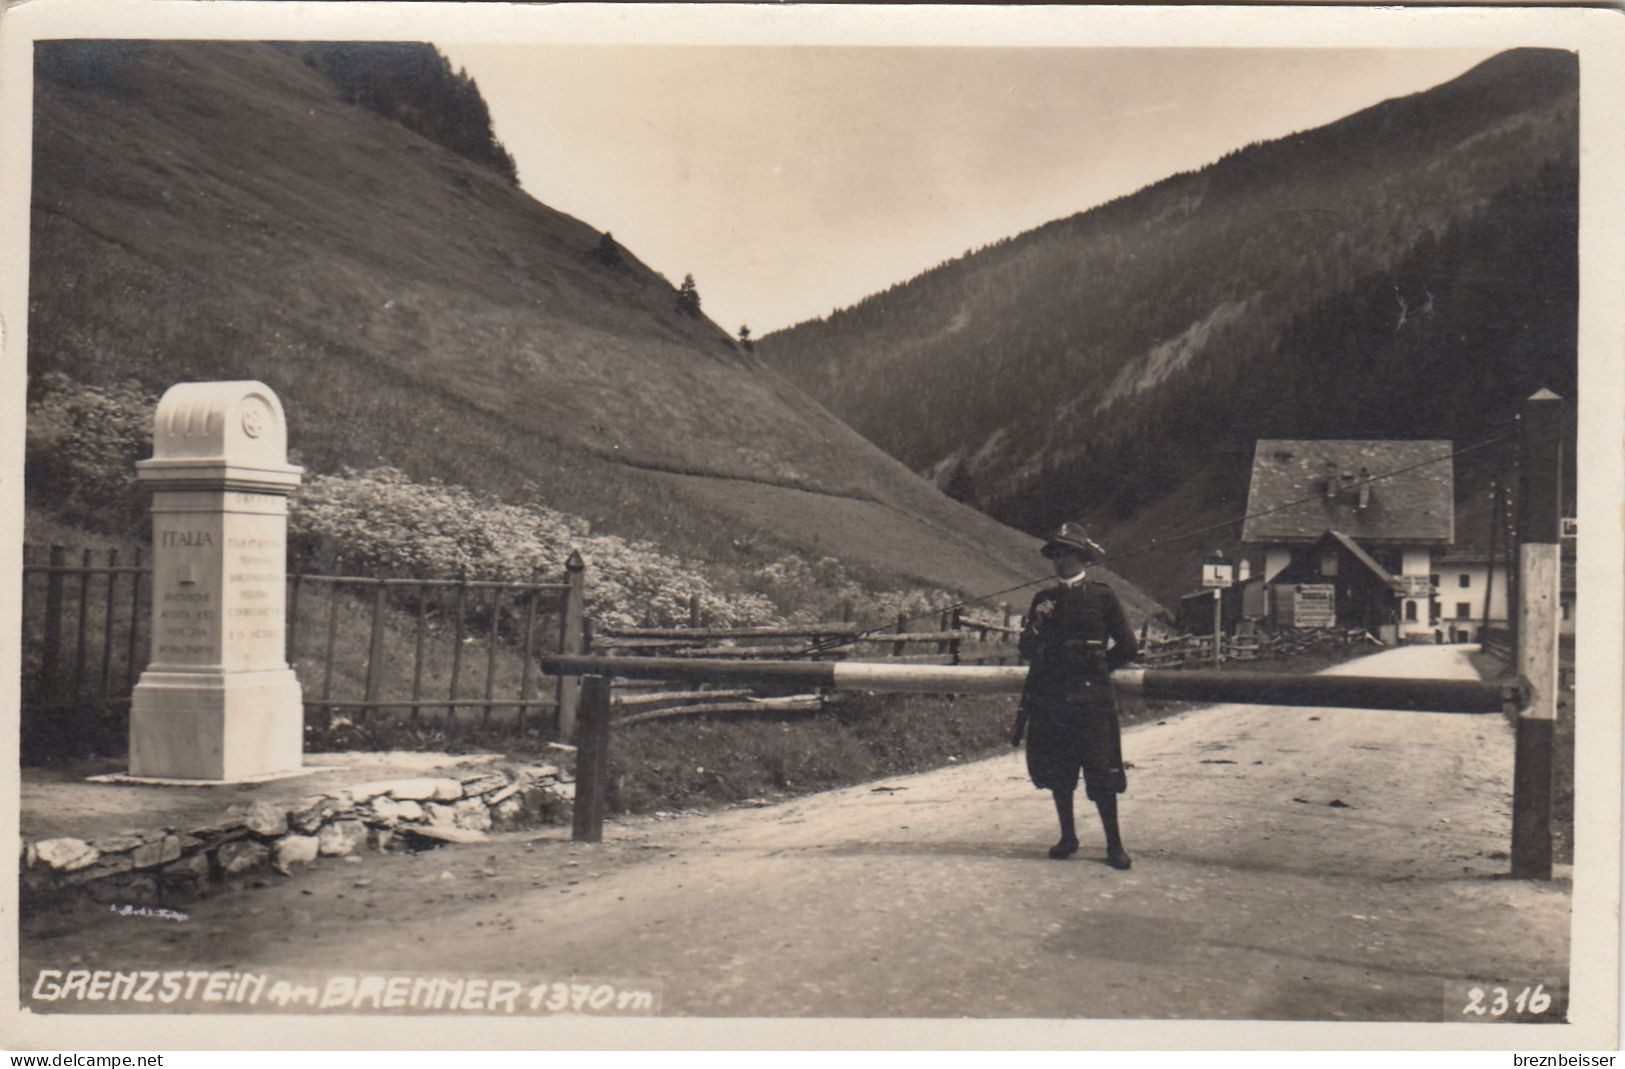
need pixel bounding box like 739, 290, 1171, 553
21, 645, 1571, 1019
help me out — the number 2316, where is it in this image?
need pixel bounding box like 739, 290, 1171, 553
1462, 984, 1552, 1017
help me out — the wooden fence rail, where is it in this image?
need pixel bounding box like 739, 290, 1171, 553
590, 606, 1022, 723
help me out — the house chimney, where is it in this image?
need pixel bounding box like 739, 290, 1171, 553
1357, 466, 1371, 510
1324, 461, 1339, 500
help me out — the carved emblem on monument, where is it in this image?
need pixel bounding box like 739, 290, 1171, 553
240, 395, 271, 439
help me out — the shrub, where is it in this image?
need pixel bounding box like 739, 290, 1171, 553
289, 466, 776, 629
23, 374, 956, 633
745, 553, 959, 630
25, 372, 157, 533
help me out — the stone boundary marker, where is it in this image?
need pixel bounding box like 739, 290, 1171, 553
20, 766, 576, 897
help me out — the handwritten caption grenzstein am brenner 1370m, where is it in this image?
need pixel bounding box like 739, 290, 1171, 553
27, 967, 662, 1015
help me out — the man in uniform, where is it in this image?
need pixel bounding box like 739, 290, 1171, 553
1012, 523, 1138, 868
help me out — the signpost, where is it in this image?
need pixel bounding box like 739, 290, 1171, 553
1202, 550, 1233, 665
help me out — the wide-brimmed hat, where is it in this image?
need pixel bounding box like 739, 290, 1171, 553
1041, 522, 1105, 561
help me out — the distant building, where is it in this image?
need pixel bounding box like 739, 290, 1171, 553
1430, 545, 1506, 643
1242, 440, 1455, 643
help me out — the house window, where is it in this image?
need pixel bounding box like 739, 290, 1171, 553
1430, 574, 1440, 587
1319, 553, 1339, 577
1405, 601, 1418, 622
1562, 602, 1571, 621
1456, 602, 1471, 619
1458, 573, 1471, 589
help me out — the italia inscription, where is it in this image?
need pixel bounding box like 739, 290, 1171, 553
156, 529, 218, 662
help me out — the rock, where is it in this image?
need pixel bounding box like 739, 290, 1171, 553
450, 799, 493, 833
369, 827, 394, 852
272, 835, 320, 875
318, 820, 369, 857
164, 853, 212, 885
33, 838, 99, 872
491, 797, 526, 826
370, 777, 463, 802
521, 765, 561, 783
345, 781, 393, 804
547, 782, 577, 803
132, 835, 183, 869
486, 782, 523, 806
402, 824, 487, 845
62, 858, 135, 885
395, 800, 425, 822
459, 772, 508, 797
189, 816, 246, 840
234, 801, 288, 838
520, 786, 568, 823
368, 797, 405, 825
289, 795, 339, 834
424, 803, 456, 826
89, 834, 146, 855
217, 840, 269, 877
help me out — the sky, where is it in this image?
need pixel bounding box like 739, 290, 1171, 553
437, 45, 1500, 335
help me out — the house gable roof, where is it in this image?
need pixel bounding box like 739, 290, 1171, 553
1273, 530, 1405, 591
1241, 439, 1454, 546
1325, 530, 1402, 590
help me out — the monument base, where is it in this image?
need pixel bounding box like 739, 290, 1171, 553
129, 668, 304, 781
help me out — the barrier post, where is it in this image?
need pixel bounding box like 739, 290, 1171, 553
1511, 389, 1563, 880
557, 550, 586, 741
572, 673, 612, 843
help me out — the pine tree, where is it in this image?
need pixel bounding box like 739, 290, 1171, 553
592, 231, 623, 268
676, 274, 702, 317
737, 324, 753, 351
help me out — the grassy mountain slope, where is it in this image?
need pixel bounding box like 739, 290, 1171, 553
760, 49, 1577, 609
25, 41, 1164, 623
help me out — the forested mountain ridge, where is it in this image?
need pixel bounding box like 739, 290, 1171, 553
758, 49, 1577, 607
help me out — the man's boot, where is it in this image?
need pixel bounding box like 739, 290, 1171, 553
1049, 788, 1080, 859
1096, 793, 1131, 870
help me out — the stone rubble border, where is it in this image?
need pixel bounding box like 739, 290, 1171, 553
21, 765, 576, 897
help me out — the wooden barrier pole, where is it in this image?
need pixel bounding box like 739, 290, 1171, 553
541, 654, 1509, 713
557, 550, 586, 741
1511, 389, 1563, 880
571, 674, 612, 843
